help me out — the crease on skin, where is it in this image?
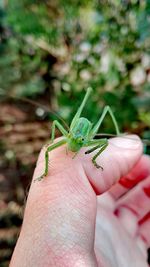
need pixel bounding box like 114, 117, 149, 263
83, 167, 104, 195
115, 177, 150, 222
119, 172, 139, 189
121, 155, 150, 185
143, 185, 150, 198
139, 212, 150, 226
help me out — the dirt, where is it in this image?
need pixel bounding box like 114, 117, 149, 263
0, 101, 51, 266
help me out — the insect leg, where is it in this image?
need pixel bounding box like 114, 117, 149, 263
72, 139, 107, 160
92, 142, 108, 169
51, 120, 68, 143
34, 138, 67, 181
70, 87, 92, 130
84, 138, 107, 149
85, 139, 108, 169
90, 106, 120, 138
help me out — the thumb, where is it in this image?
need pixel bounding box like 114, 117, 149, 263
81, 135, 143, 194
10, 135, 143, 267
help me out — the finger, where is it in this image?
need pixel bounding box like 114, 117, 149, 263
10, 141, 98, 267
110, 155, 150, 200
81, 135, 143, 194
94, 208, 149, 267
114, 175, 150, 234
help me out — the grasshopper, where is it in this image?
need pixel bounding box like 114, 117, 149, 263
36, 87, 120, 181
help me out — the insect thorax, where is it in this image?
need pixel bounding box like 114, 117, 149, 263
70, 117, 92, 137
67, 118, 92, 152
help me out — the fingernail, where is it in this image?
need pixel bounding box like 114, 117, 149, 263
111, 135, 141, 149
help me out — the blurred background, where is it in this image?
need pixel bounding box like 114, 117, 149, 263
0, 0, 150, 266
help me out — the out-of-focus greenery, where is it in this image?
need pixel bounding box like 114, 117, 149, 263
0, 0, 150, 137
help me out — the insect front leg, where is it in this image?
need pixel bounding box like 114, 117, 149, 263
85, 139, 108, 170
51, 120, 68, 143
34, 138, 67, 181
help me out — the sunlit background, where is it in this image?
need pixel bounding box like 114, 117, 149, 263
0, 1, 150, 266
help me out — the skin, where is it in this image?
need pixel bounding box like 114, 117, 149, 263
10, 135, 150, 267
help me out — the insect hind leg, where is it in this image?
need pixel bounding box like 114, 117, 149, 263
90, 106, 120, 138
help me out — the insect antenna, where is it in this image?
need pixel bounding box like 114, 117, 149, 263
1, 92, 69, 130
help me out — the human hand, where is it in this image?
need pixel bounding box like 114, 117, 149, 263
10, 136, 150, 267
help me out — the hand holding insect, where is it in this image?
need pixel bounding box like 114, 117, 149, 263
10, 130, 150, 267
36, 87, 120, 181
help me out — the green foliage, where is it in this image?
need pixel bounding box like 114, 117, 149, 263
0, 0, 150, 139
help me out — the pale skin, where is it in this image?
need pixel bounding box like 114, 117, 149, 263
10, 135, 150, 267
36, 87, 120, 181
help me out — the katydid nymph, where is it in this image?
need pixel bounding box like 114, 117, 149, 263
36, 87, 120, 181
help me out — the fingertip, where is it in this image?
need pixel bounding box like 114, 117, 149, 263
109, 134, 143, 150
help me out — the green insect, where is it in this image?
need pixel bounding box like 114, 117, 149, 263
36, 87, 120, 181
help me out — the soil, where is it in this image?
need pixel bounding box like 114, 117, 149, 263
0, 100, 51, 267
